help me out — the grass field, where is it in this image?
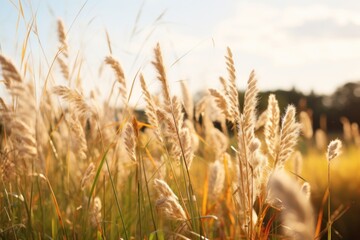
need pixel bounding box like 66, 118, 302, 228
1, 18, 360, 240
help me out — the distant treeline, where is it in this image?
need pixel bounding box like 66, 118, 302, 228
135, 81, 360, 133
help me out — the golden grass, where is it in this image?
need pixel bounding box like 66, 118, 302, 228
0, 17, 359, 240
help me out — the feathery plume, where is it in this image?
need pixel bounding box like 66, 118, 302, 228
152, 43, 171, 106
180, 80, 194, 120
90, 197, 102, 227
81, 162, 95, 190
276, 105, 301, 167
264, 94, 280, 160
299, 111, 313, 139
124, 122, 136, 162
326, 139, 342, 162
208, 89, 230, 120
53, 85, 96, 120
0, 55, 22, 88
105, 56, 127, 104
57, 19, 68, 56
154, 179, 187, 221
242, 70, 258, 140
67, 115, 87, 160
315, 129, 327, 151
267, 170, 315, 240
208, 160, 225, 198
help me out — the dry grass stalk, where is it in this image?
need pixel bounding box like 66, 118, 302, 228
292, 151, 303, 177
67, 115, 88, 160
105, 56, 127, 104
57, 19, 68, 57
301, 182, 311, 200
242, 70, 258, 141
53, 85, 96, 120
0, 55, 22, 88
299, 111, 313, 139
315, 129, 327, 151
208, 160, 225, 199
81, 162, 95, 190
90, 196, 102, 227
351, 123, 360, 146
264, 94, 280, 160
326, 139, 342, 161
124, 122, 136, 162
255, 109, 267, 130
152, 43, 171, 107
208, 89, 230, 120
224, 47, 240, 120
154, 179, 187, 221
180, 81, 194, 121
276, 105, 301, 168
340, 117, 352, 142
57, 20, 69, 80
267, 170, 315, 240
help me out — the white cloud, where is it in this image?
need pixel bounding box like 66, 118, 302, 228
213, 3, 360, 66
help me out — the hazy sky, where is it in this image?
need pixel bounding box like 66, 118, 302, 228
1, 0, 360, 105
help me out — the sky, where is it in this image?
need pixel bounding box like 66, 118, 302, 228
1, 0, 360, 106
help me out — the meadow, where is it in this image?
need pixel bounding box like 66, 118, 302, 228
0, 19, 360, 240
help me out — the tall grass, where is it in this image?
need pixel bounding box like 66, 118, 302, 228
0, 18, 356, 240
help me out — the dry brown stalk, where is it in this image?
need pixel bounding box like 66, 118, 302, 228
300, 111, 313, 139
0, 55, 22, 88
267, 170, 315, 240
242, 70, 258, 141
124, 122, 136, 162
154, 179, 187, 221
208, 88, 230, 120
315, 129, 327, 151
180, 81, 194, 121
208, 160, 225, 199
67, 115, 88, 160
105, 56, 127, 104
152, 43, 171, 107
53, 85, 96, 120
81, 162, 95, 190
140, 74, 158, 127
57, 19, 68, 57
276, 105, 301, 167
264, 94, 280, 161
326, 139, 342, 161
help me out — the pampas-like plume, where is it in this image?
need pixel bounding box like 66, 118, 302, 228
315, 129, 327, 151
154, 179, 187, 221
264, 94, 280, 160
81, 162, 95, 190
208, 89, 230, 120
255, 109, 267, 130
124, 122, 136, 162
299, 111, 313, 139
208, 160, 225, 198
0, 55, 22, 88
57, 20, 69, 80
152, 43, 171, 107
267, 170, 315, 240
180, 81, 194, 121
140, 75, 158, 126
67, 115, 87, 160
242, 70, 258, 140
57, 19, 68, 56
276, 105, 301, 168
53, 85, 96, 120
90, 196, 102, 227
105, 56, 127, 104
326, 139, 342, 161
224, 47, 240, 120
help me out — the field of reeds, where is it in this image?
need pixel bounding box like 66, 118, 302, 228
1, 19, 360, 240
